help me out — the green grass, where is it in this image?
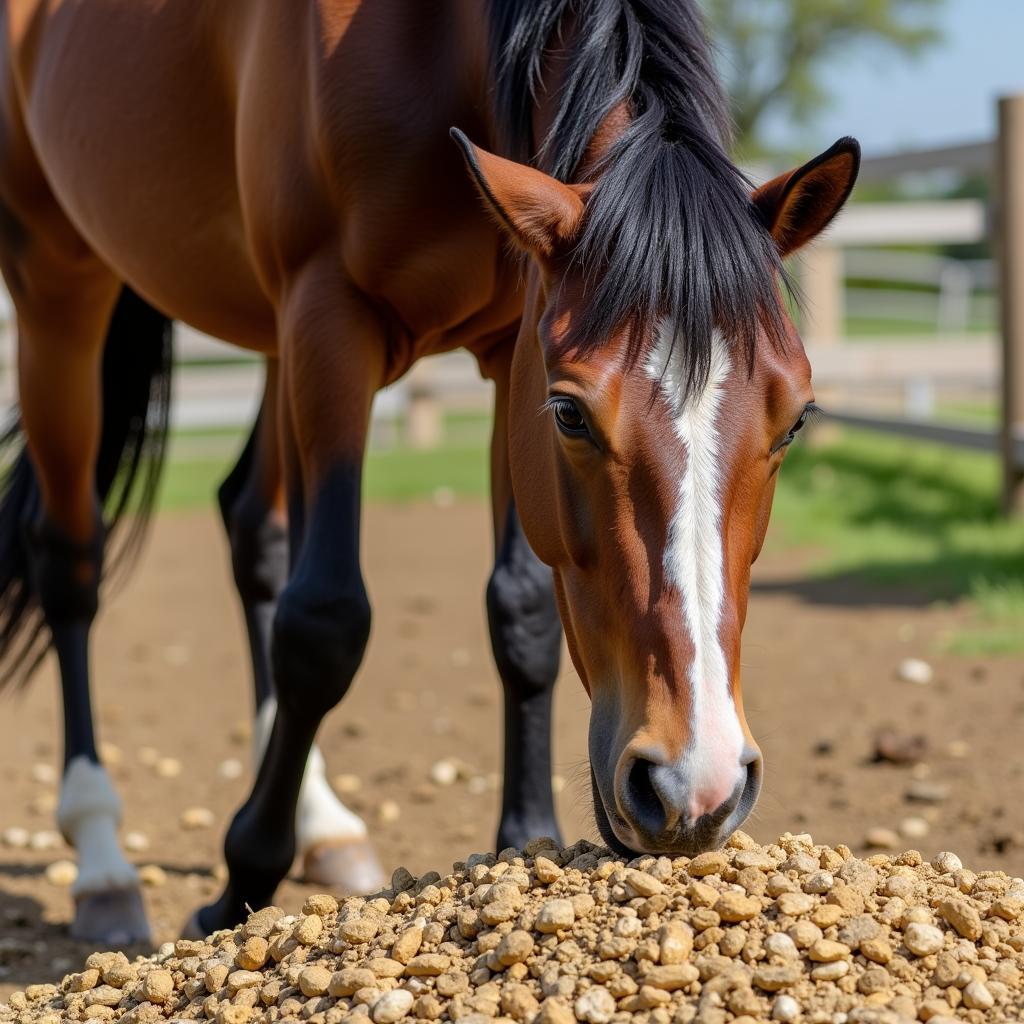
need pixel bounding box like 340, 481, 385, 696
158, 428, 488, 510
842, 318, 995, 338
159, 421, 1024, 654
770, 427, 1024, 652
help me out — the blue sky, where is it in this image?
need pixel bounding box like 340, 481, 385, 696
759, 1, 1024, 156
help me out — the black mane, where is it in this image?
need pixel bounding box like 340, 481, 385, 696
488, 0, 788, 392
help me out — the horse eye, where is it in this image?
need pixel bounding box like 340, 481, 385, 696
791, 408, 809, 434
552, 398, 588, 436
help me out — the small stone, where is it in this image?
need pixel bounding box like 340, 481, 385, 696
501, 984, 539, 1022
405, 953, 449, 976
85, 986, 123, 1008
905, 779, 949, 804
574, 986, 616, 1024
657, 922, 693, 963
30, 830, 62, 850
372, 989, 414, 1024
776, 892, 816, 916
810, 960, 849, 981
31, 763, 57, 785
897, 657, 934, 684
219, 758, 244, 780
903, 922, 944, 956
124, 831, 150, 853
715, 891, 759, 922
536, 998, 575, 1024
378, 800, 401, 824
98, 742, 123, 766
140, 971, 173, 1004
138, 864, 167, 887
860, 937, 893, 964
216, 1006, 252, 1024
772, 994, 800, 1022
181, 807, 215, 830
687, 851, 728, 876
237, 936, 269, 971
242, 905, 284, 939
303, 893, 338, 916
752, 964, 802, 992
299, 966, 333, 997
340, 917, 380, 944
990, 895, 1024, 921
802, 871, 834, 894
495, 930, 534, 966
429, 759, 458, 786
898, 816, 930, 839
937, 898, 982, 940
328, 775, 359, 798
294, 914, 324, 945
534, 857, 563, 884
45, 860, 78, 887
642, 964, 699, 991
391, 925, 423, 963
932, 851, 963, 873
68, 970, 101, 993
2, 826, 29, 848
226, 970, 263, 995
864, 827, 899, 849
536, 899, 574, 933
624, 869, 663, 897
962, 980, 994, 1010
808, 939, 850, 962
155, 756, 182, 778
763, 932, 799, 960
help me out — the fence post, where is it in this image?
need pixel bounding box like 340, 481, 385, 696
997, 94, 1024, 514
799, 243, 843, 346
405, 359, 443, 450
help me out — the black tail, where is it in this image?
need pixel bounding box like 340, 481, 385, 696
0, 286, 173, 687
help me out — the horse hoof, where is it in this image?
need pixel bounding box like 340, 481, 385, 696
301, 837, 386, 894
70, 888, 151, 947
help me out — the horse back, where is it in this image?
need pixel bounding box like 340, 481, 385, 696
0, 0, 521, 367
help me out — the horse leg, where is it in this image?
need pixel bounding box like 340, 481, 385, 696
15, 266, 150, 944
218, 363, 383, 894
195, 275, 382, 932
482, 346, 564, 851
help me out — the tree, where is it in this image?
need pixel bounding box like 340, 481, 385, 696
702, 0, 944, 155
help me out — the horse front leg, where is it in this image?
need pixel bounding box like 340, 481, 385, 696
218, 362, 384, 894
482, 345, 564, 851
195, 273, 384, 933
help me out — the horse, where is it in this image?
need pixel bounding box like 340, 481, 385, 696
0, 0, 859, 941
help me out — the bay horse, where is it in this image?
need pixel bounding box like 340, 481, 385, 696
0, 0, 859, 941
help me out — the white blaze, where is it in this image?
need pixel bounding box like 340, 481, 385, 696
647, 322, 744, 817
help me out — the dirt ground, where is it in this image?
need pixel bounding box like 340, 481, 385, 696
1, 500, 1023, 999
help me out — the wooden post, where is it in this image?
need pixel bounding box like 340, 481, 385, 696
404, 360, 443, 450
799, 243, 843, 346
997, 94, 1024, 514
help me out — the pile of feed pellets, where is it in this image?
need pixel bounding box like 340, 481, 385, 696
3, 831, 1024, 1024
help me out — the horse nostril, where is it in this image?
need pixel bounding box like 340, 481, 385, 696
623, 757, 670, 835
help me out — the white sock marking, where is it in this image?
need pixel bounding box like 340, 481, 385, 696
647, 323, 744, 814
58, 756, 139, 896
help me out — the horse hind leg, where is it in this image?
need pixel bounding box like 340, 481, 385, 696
4, 255, 166, 943
217, 360, 383, 897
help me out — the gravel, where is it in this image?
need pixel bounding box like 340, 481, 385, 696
4, 833, 1024, 1024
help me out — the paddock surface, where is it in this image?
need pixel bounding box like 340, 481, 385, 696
1, 500, 1021, 998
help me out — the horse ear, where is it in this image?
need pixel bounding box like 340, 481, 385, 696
752, 137, 860, 257
450, 128, 586, 260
